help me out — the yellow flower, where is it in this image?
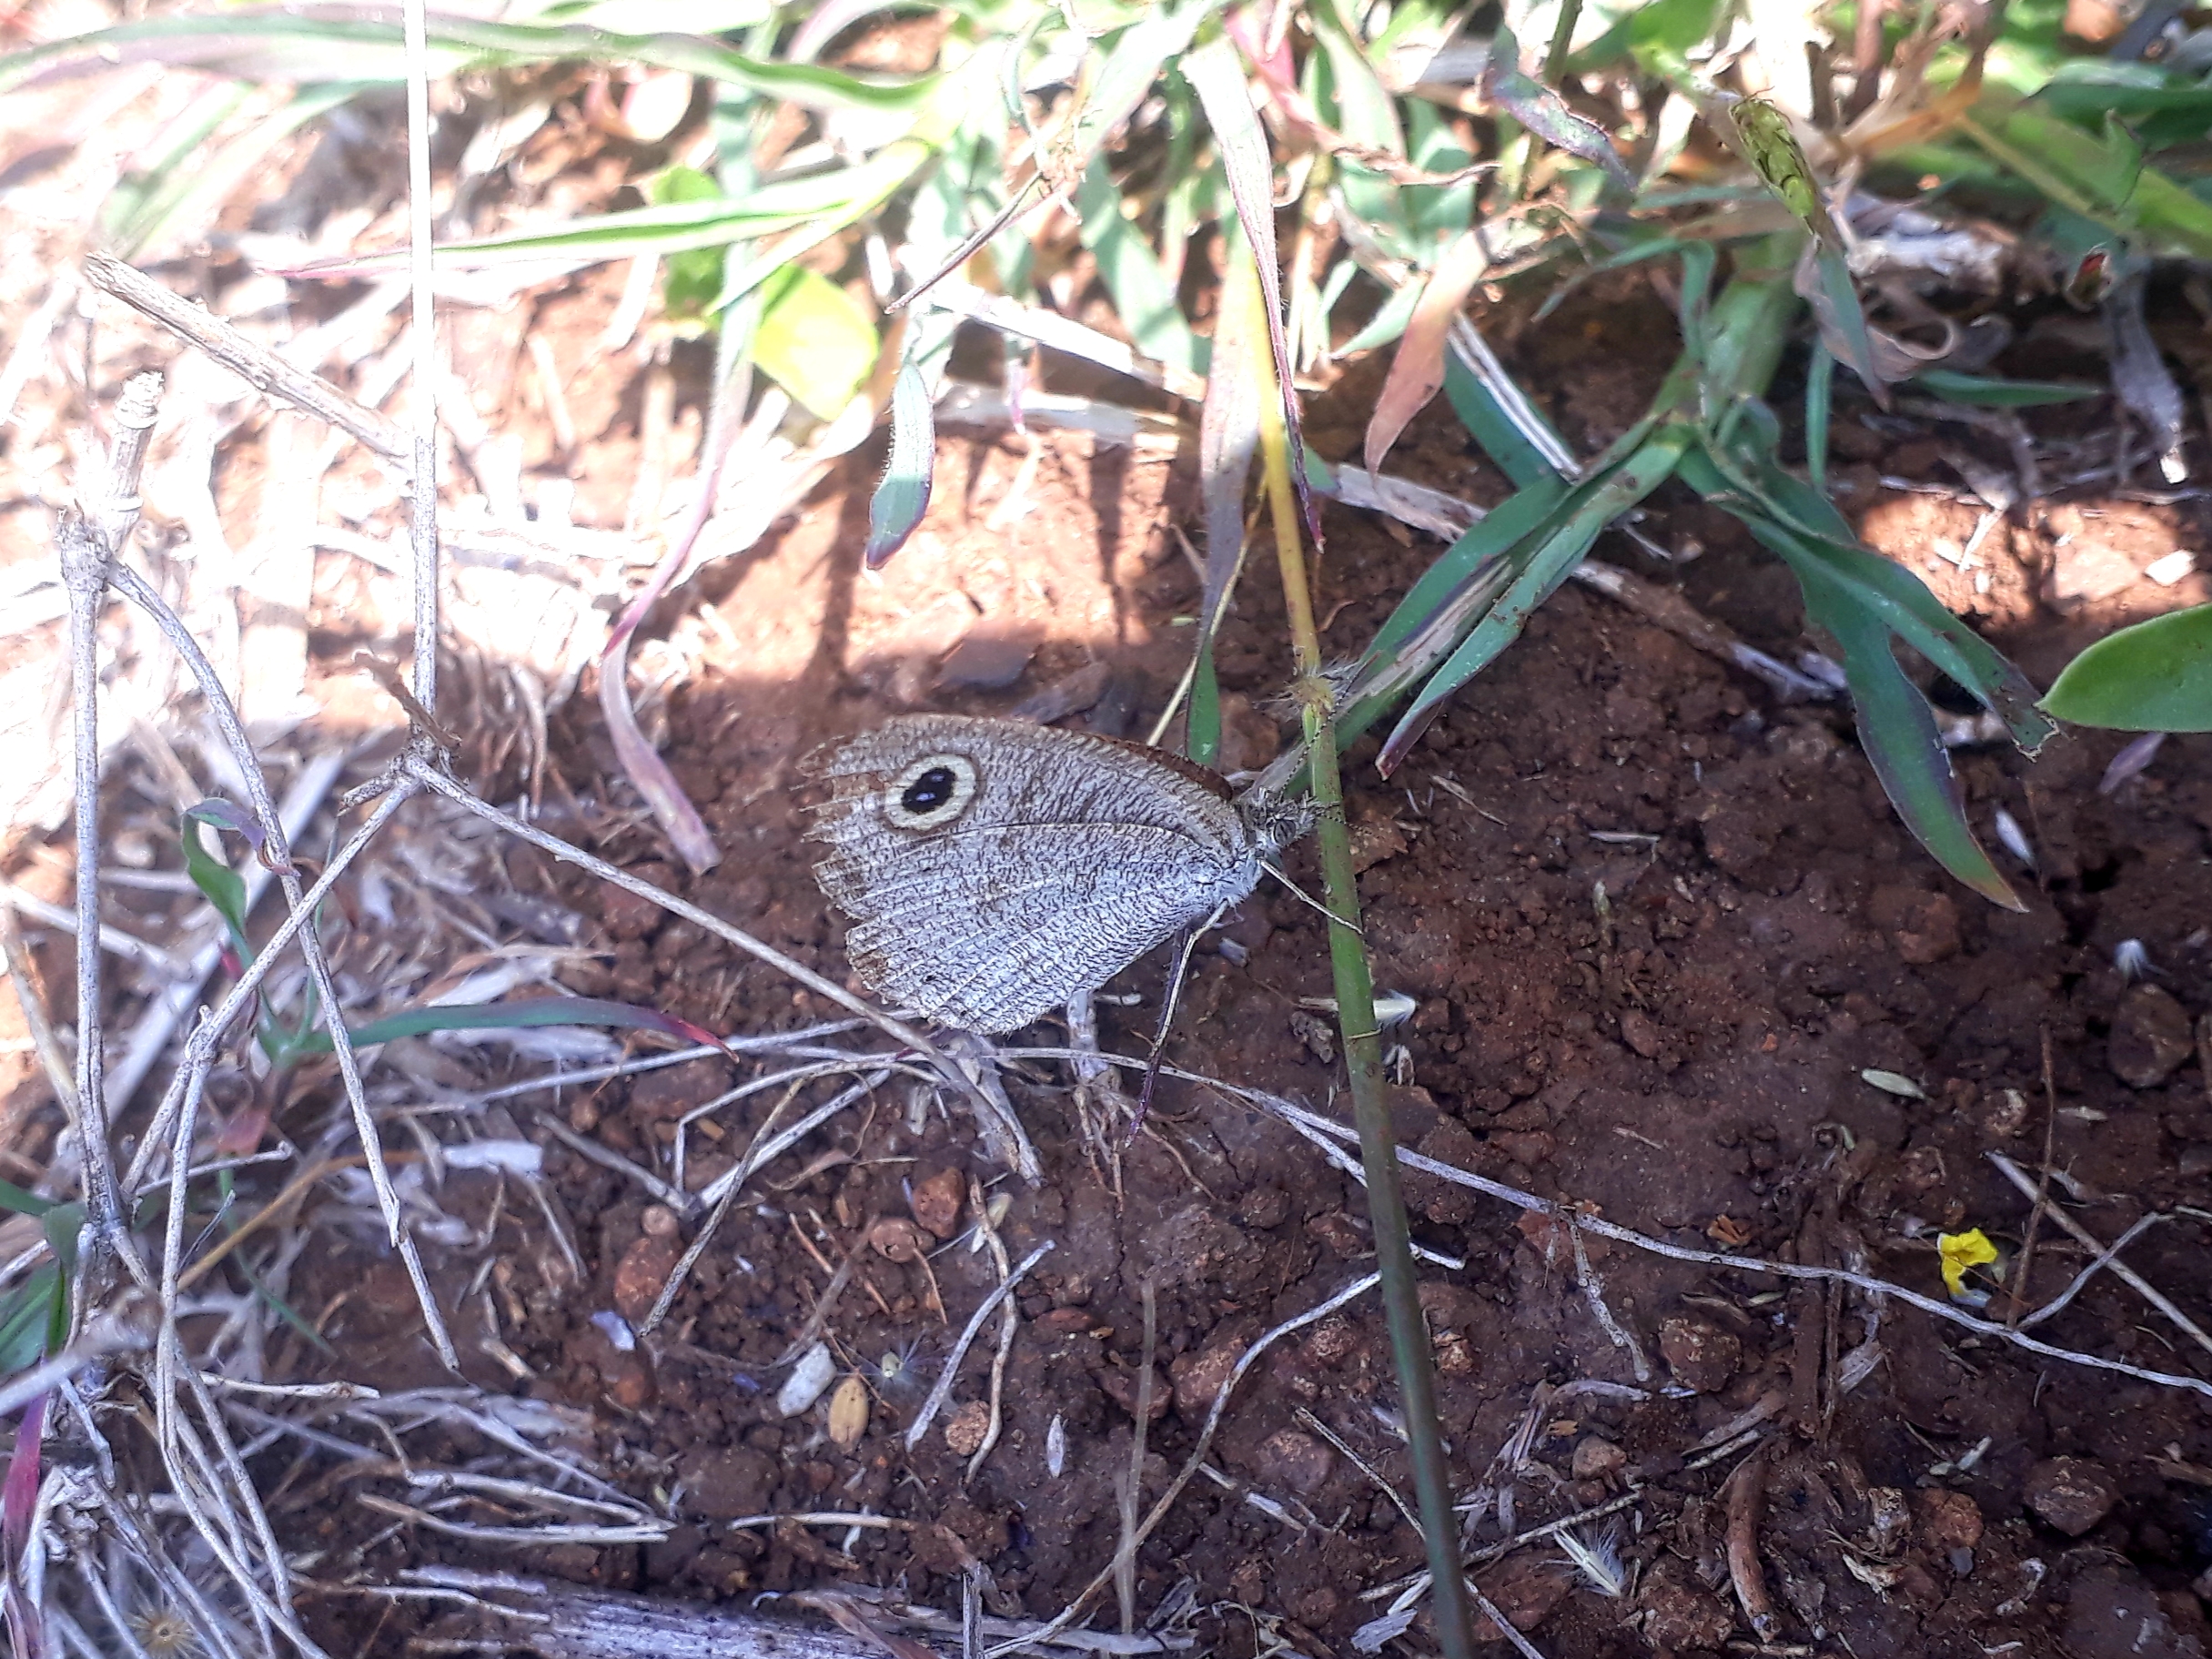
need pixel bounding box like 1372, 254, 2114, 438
1937, 1229, 2002, 1306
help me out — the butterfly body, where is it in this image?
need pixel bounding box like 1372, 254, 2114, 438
807, 715, 1286, 1034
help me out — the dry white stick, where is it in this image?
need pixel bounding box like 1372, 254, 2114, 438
1569, 1222, 1651, 1383
0, 882, 196, 977
2018, 1212, 2169, 1330
985, 1271, 1381, 1658
906, 1241, 1055, 1451
1003, 1052, 2212, 1402
1987, 1152, 2212, 1357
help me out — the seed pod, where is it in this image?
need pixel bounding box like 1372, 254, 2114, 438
827, 1373, 870, 1449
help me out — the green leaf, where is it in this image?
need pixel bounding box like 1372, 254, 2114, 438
0, 1181, 53, 1219
651, 166, 727, 324
753, 264, 878, 420
0, 9, 935, 109
40, 1203, 81, 1280
865, 362, 935, 569
301, 996, 722, 1055
1442, 350, 1559, 489
1379, 430, 1693, 772
1799, 241, 1886, 402
0, 1265, 60, 1375
1910, 368, 2096, 406
1789, 552, 2025, 909
180, 802, 255, 961
1187, 642, 1223, 768
2041, 604, 2212, 731
1961, 99, 2212, 260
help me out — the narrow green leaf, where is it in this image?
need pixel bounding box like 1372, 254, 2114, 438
1805, 346, 1833, 493
1725, 489, 2055, 751
1798, 241, 1887, 403
180, 803, 255, 961
1911, 368, 2096, 407
0, 10, 936, 109
1336, 278, 1424, 358
865, 362, 934, 569
1792, 556, 2024, 909
2041, 604, 2212, 732
0, 1266, 59, 1375
40, 1203, 81, 1279
1187, 642, 1223, 768
1442, 350, 1557, 489
1379, 430, 1693, 772
0, 1182, 53, 1219
300, 995, 721, 1054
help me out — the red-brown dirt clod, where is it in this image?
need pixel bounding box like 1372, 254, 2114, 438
909, 1167, 965, 1238
2023, 1456, 2119, 1536
1249, 1429, 1333, 1496
612, 1234, 681, 1325
2109, 984, 2194, 1088
1571, 1435, 1626, 1482
1100, 1364, 1172, 1423
943, 1401, 992, 1457
1657, 1315, 1742, 1392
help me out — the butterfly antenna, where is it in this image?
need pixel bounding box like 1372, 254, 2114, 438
1261, 861, 1361, 936
1127, 902, 1230, 1140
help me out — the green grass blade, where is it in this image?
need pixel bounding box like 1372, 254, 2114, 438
1719, 481, 2054, 751
0, 10, 937, 108
1789, 555, 2025, 909
2041, 604, 2212, 732
1911, 369, 2096, 407
1378, 428, 1692, 772
1441, 348, 1561, 488
0, 1267, 60, 1375
1805, 345, 1833, 492
0, 1182, 54, 1219
300, 995, 723, 1055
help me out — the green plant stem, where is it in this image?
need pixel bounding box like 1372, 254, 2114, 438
1258, 379, 1474, 1659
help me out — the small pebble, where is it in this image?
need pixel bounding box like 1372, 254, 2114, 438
777, 1342, 838, 1418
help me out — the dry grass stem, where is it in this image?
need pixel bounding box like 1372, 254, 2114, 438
904, 1241, 1055, 1452
1987, 1151, 2212, 1356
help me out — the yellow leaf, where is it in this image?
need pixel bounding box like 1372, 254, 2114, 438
1936, 1229, 2001, 1303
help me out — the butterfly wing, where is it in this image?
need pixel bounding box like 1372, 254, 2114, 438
808, 717, 1261, 1033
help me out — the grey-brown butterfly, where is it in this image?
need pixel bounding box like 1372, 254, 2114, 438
806, 714, 1301, 1034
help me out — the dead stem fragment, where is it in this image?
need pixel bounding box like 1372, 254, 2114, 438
1722, 1452, 1782, 1644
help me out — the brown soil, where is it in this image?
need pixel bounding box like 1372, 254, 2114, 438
272, 268, 2212, 1658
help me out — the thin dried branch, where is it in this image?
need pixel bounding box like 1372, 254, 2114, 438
904, 1242, 1055, 1452
82, 253, 409, 466
1006, 1051, 2212, 1401
1988, 1152, 2212, 1358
